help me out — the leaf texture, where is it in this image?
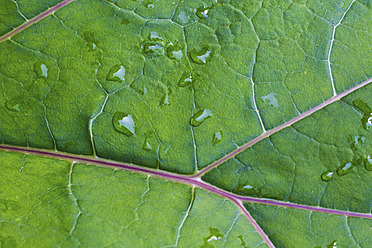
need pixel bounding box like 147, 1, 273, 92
0, 0, 371, 247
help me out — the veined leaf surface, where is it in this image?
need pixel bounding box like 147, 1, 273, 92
0, 0, 371, 247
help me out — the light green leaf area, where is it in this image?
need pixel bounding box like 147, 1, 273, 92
0, 0, 371, 247
0, 151, 265, 247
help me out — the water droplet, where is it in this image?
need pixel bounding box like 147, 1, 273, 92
142, 43, 164, 55
107, 65, 125, 82
142, 32, 166, 56
189, 47, 213, 64
178, 71, 193, 87
190, 109, 212, 127
237, 235, 248, 248
236, 183, 261, 196
167, 43, 183, 60
321, 170, 334, 182
261, 93, 279, 108
5, 100, 20, 112
196, 6, 212, 19
327, 240, 337, 248
112, 112, 135, 136
145, 1, 154, 8
202, 228, 223, 246
353, 99, 372, 130
212, 131, 223, 145
164, 145, 171, 155
160, 93, 169, 106
365, 155, 372, 171
336, 162, 354, 176
367, 116, 372, 129
143, 138, 153, 151
149, 31, 163, 41
34, 62, 48, 78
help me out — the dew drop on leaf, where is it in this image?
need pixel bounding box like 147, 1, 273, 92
5, 100, 20, 112
145, 1, 154, 8
106, 65, 125, 82
365, 155, 372, 171
201, 228, 223, 246
142, 138, 153, 151
112, 112, 135, 136
212, 131, 223, 145
190, 109, 212, 127
166, 43, 183, 60
261, 93, 279, 107
143, 43, 164, 55
160, 93, 169, 106
321, 170, 334, 182
189, 47, 213, 64
196, 6, 212, 19
178, 71, 193, 87
327, 240, 337, 248
34, 62, 48, 78
237, 235, 248, 248
149, 31, 164, 41
352, 99, 372, 130
142, 32, 166, 56
336, 162, 354, 176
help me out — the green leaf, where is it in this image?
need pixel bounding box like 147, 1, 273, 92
0, 0, 371, 247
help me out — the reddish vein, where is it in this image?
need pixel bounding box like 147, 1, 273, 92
0, 144, 371, 221
0, 0, 76, 43
231, 199, 275, 248
194, 77, 372, 177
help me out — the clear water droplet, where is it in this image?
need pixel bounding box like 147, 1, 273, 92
142, 43, 164, 55
365, 155, 372, 171
261, 93, 279, 107
164, 145, 171, 155
321, 170, 334, 182
112, 112, 135, 136
336, 162, 354, 176
212, 131, 223, 145
202, 228, 223, 246
190, 109, 212, 127
327, 240, 337, 248
142, 32, 166, 56
236, 183, 261, 197
167, 43, 183, 60
196, 6, 212, 19
34, 62, 48, 78
107, 65, 125, 82
5, 100, 20, 112
237, 235, 248, 248
143, 138, 153, 151
149, 31, 163, 41
160, 93, 169, 106
178, 71, 193, 87
145, 1, 154, 8
189, 47, 213, 64
353, 99, 372, 130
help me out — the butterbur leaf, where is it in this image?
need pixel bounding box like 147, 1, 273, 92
0, 0, 371, 247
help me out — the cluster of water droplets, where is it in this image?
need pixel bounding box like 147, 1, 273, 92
320, 99, 372, 182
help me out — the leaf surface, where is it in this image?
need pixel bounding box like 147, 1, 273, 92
0, 0, 371, 247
